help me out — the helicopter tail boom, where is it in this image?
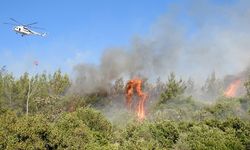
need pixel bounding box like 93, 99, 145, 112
32, 30, 46, 37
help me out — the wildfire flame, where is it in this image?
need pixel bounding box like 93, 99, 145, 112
125, 78, 148, 121
224, 79, 241, 97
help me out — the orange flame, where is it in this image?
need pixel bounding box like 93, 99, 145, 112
224, 79, 241, 97
125, 78, 147, 121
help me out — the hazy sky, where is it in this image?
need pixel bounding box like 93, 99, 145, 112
0, 0, 240, 78
0, 0, 172, 75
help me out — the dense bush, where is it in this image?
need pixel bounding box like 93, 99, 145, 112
0, 108, 116, 149
201, 118, 248, 149
1, 70, 250, 149
117, 121, 179, 149
186, 124, 244, 150
0, 105, 250, 149
0, 111, 50, 149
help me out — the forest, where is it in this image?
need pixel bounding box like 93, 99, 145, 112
0, 69, 250, 150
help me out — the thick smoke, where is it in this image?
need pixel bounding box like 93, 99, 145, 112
71, 0, 250, 94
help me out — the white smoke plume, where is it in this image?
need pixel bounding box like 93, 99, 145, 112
71, 0, 250, 94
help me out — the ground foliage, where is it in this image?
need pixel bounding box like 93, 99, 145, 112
0, 71, 250, 149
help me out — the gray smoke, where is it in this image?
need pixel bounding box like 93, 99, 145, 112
71, 0, 250, 94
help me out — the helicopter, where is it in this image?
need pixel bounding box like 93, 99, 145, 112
4, 18, 46, 37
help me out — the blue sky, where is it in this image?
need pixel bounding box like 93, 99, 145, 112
0, 0, 237, 76
0, 0, 173, 75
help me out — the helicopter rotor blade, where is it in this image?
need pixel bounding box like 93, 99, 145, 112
6, 18, 45, 30
3, 22, 18, 26
25, 22, 38, 26
28, 26, 45, 30
10, 18, 22, 25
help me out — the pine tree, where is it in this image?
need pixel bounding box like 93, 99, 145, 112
160, 73, 186, 104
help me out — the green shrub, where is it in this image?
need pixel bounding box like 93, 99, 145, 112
48, 112, 95, 149
1, 114, 50, 149
118, 120, 179, 149
48, 107, 113, 149
186, 124, 244, 150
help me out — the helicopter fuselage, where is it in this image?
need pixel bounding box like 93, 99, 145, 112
4, 18, 46, 37
13, 26, 32, 36
13, 25, 46, 37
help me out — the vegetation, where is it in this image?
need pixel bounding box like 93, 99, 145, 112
159, 73, 186, 104
0, 70, 249, 149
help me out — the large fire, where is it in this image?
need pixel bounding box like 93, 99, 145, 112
224, 79, 241, 97
125, 78, 148, 121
